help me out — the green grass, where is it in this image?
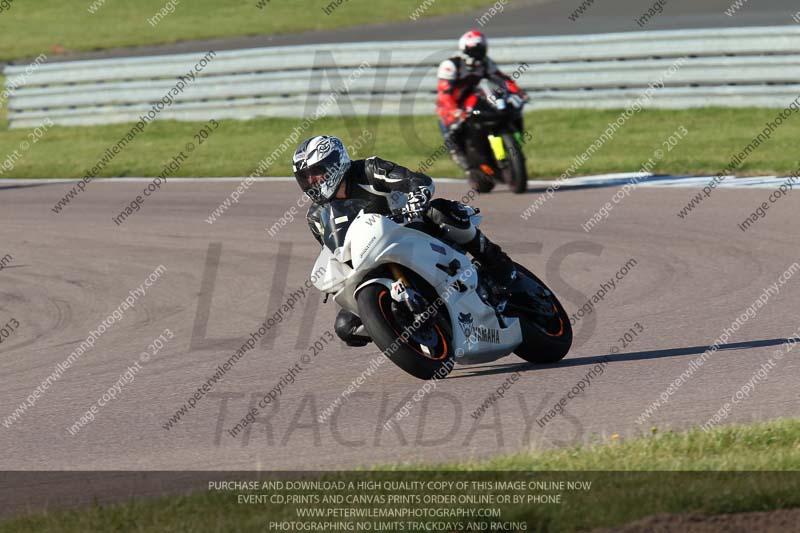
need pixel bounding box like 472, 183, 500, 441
0, 108, 799, 179
0, 0, 494, 62
3, 419, 799, 532
434, 419, 800, 471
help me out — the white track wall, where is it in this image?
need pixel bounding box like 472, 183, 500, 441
3, 26, 800, 128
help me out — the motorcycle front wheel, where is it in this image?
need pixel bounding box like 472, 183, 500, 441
501, 132, 528, 194
356, 282, 455, 380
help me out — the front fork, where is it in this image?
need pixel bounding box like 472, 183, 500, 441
388, 264, 409, 288
487, 130, 524, 171
386, 264, 442, 346
487, 134, 506, 162
388, 264, 424, 315
388, 264, 443, 329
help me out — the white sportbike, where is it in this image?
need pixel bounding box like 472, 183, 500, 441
311, 198, 572, 380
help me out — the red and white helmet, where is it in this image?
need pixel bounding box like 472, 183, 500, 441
458, 30, 488, 67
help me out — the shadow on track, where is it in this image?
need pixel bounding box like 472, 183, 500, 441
521, 174, 692, 195
0, 182, 59, 192
450, 337, 794, 379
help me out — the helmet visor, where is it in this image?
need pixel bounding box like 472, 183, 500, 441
465, 42, 486, 61
294, 151, 343, 202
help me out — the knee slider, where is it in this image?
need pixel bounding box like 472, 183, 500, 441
335, 310, 360, 340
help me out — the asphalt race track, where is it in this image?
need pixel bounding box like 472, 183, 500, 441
2, 178, 799, 483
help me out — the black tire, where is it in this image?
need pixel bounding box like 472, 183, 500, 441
356, 284, 455, 380
502, 133, 527, 194
507, 263, 572, 364
468, 169, 495, 193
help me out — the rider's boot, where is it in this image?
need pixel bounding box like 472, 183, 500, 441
334, 308, 372, 347
444, 130, 469, 171
464, 231, 518, 290
449, 146, 470, 171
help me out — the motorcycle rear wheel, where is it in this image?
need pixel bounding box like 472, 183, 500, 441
506, 263, 572, 364
468, 168, 495, 193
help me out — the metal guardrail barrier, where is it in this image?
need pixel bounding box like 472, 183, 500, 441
3, 26, 800, 128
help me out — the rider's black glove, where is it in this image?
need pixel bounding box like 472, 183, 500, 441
403, 187, 432, 217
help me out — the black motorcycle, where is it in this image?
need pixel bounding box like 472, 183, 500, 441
458, 77, 528, 194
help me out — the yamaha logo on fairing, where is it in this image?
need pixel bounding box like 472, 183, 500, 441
458, 312, 473, 334
457, 312, 500, 344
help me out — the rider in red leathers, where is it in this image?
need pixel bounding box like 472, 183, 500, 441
436, 30, 528, 192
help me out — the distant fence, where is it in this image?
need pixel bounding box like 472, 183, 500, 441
3, 26, 800, 128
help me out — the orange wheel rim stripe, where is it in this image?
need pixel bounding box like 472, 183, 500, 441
377, 290, 448, 361
544, 303, 565, 337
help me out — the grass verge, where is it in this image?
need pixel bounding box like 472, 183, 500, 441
2, 419, 799, 532
0, 108, 798, 180
0, 0, 494, 62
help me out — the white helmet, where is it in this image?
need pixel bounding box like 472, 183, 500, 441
458, 30, 488, 68
292, 135, 351, 204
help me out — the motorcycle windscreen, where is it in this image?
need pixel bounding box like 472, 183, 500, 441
473, 78, 509, 115
319, 198, 371, 254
